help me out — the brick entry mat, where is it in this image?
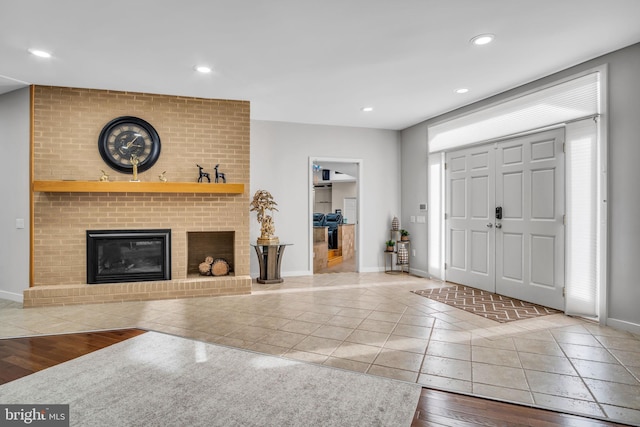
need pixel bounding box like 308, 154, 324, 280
412, 284, 560, 323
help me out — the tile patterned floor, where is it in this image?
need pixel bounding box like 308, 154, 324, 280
1, 273, 639, 426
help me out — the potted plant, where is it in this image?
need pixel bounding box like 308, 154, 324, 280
400, 229, 410, 241
385, 240, 395, 252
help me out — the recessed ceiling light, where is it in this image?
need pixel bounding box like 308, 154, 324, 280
361, 106, 374, 112
28, 48, 52, 58
470, 34, 495, 46
455, 88, 469, 94
194, 65, 212, 73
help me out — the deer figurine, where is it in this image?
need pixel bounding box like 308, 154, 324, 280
197, 164, 211, 183
214, 164, 226, 183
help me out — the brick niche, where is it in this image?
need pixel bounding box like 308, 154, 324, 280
25, 86, 251, 307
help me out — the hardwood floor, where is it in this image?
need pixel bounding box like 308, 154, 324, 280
315, 256, 356, 274
0, 329, 631, 426
412, 388, 629, 427
0, 328, 146, 385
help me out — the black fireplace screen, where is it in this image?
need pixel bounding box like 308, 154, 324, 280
86, 230, 171, 284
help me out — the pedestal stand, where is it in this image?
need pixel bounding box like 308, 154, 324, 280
251, 243, 291, 284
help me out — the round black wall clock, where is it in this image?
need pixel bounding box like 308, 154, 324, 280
98, 116, 161, 173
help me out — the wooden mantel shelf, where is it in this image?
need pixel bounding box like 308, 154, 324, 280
32, 180, 244, 194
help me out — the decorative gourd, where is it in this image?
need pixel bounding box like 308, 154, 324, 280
391, 216, 400, 231
397, 244, 409, 265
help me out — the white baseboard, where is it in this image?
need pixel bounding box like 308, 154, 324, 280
606, 317, 640, 335
409, 268, 429, 278
283, 267, 426, 276
0, 289, 23, 304
282, 270, 313, 277
359, 267, 385, 273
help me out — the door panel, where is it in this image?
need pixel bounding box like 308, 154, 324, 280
503, 172, 524, 219
531, 235, 555, 287
445, 144, 495, 291
471, 231, 489, 274
502, 232, 523, 281
471, 151, 489, 169
450, 155, 467, 172
451, 178, 466, 218
531, 169, 555, 219
503, 145, 523, 165
531, 139, 555, 160
471, 176, 489, 218
495, 129, 565, 310
450, 229, 466, 270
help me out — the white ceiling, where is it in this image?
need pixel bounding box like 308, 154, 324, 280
2, 1, 640, 130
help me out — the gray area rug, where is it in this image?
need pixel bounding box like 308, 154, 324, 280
0, 332, 421, 426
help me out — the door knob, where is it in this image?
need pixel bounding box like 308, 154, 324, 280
495, 223, 502, 229
486, 223, 493, 228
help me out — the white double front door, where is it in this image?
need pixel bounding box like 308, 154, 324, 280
445, 129, 565, 310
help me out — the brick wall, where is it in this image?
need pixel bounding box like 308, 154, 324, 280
29, 86, 250, 305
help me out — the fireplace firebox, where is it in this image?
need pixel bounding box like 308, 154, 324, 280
86, 230, 171, 284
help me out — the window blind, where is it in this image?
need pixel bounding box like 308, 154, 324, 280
565, 119, 599, 317
428, 72, 599, 153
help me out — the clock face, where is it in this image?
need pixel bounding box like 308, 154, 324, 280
98, 116, 161, 173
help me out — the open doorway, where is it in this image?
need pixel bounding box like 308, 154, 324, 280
308, 157, 362, 274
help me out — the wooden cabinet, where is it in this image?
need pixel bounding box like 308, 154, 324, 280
339, 224, 355, 261
313, 227, 329, 272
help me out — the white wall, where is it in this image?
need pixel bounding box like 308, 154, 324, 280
400, 122, 429, 277
313, 186, 332, 214
250, 120, 400, 277
331, 181, 357, 218
401, 42, 640, 333
0, 87, 30, 302
603, 43, 640, 332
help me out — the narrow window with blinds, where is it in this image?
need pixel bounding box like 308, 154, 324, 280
565, 119, 599, 317
427, 153, 445, 280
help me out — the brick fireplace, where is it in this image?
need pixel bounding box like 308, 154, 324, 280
86, 229, 172, 284
24, 86, 251, 307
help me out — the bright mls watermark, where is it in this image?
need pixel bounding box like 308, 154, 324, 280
1, 405, 69, 426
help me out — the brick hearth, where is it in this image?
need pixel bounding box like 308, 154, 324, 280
23, 276, 251, 308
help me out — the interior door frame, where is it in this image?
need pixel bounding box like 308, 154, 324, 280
308, 156, 363, 273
